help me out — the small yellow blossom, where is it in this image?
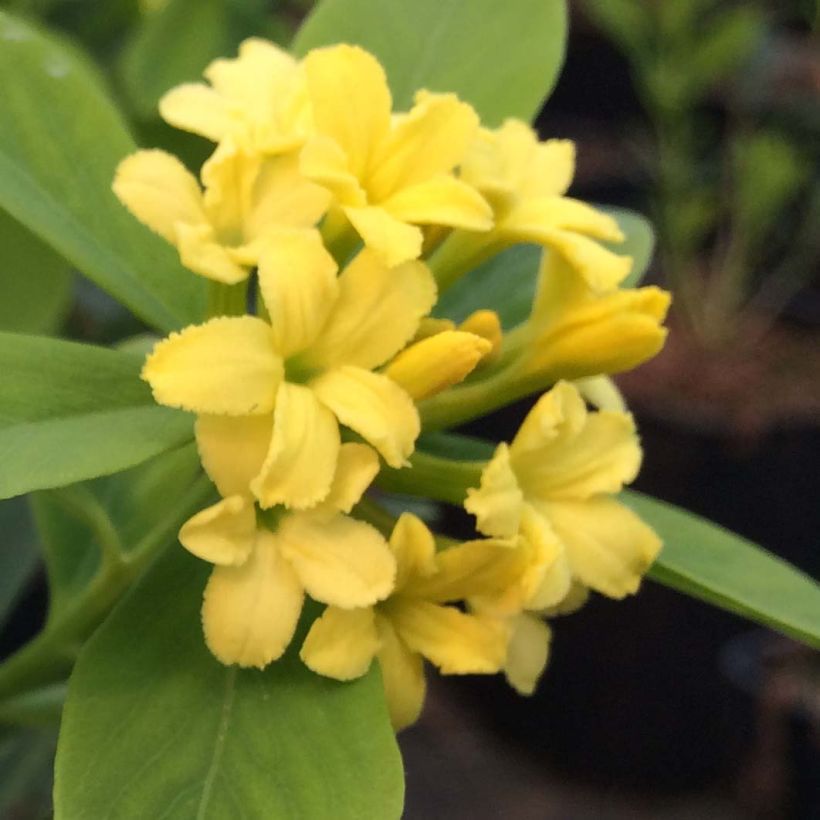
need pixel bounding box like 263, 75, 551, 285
159, 38, 311, 153
300, 45, 493, 266
113, 141, 329, 284
301, 513, 522, 730
431, 120, 629, 291
465, 381, 661, 601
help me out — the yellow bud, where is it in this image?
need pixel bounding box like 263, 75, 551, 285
385, 331, 492, 401
413, 317, 456, 341
459, 309, 502, 358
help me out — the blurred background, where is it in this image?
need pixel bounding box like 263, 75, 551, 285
0, 0, 818, 817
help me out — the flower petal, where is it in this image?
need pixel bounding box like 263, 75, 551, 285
343, 205, 423, 267
375, 614, 426, 731
304, 45, 391, 180
251, 382, 340, 510
464, 443, 524, 539
544, 497, 662, 598
311, 366, 420, 468
195, 414, 272, 497
300, 249, 436, 371
113, 149, 206, 244
256, 228, 338, 358
142, 317, 283, 415
300, 605, 379, 680
384, 330, 490, 401
504, 613, 551, 695
300, 134, 367, 207
388, 513, 437, 592
179, 496, 256, 566
383, 176, 492, 231
368, 91, 480, 199
386, 600, 509, 675
320, 442, 380, 514
202, 529, 304, 668
159, 83, 237, 142
277, 512, 396, 608
510, 381, 642, 501
175, 222, 248, 284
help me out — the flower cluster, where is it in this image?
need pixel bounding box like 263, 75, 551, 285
114, 39, 670, 730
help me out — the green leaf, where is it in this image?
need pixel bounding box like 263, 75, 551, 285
0, 209, 72, 335
434, 207, 655, 328
121, 0, 281, 117
30, 443, 201, 622
293, 0, 568, 126
0, 11, 205, 332
55, 546, 404, 819
0, 333, 193, 499
0, 499, 40, 629
623, 490, 820, 650
416, 433, 820, 650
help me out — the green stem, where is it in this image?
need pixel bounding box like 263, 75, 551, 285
375, 451, 483, 505
206, 280, 248, 319
0, 474, 214, 705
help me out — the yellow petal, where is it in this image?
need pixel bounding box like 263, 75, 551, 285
464, 443, 523, 539
251, 382, 340, 510
320, 442, 380, 514
383, 176, 492, 231
159, 83, 237, 142
300, 605, 379, 680
300, 249, 436, 371
256, 228, 338, 357
375, 614, 426, 731
142, 317, 283, 415
195, 414, 273, 497
414, 317, 456, 340
311, 366, 420, 468
178, 496, 256, 566
459, 309, 502, 356
368, 91, 480, 199
523, 137, 576, 199
113, 150, 206, 244
389, 512, 437, 592
343, 205, 424, 266
300, 134, 367, 207
573, 375, 627, 412
504, 613, 551, 695
304, 45, 391, 179
386, 600, 509, 675
384, 330, 490, 401
277, 512, 396, 608
174, 222, 249, 284
544, 497, 662, 598
510, 381, 642, 501
202, 529, 304, 668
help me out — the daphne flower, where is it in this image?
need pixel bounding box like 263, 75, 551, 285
465, 381, 661, 601
431, 119, 630, 291
300, 45, 493, 266
143, 234, 437, 510
113, 140, 329, 284
301, 513, 522, 729
178, 436, 395, 668
159, 38, 311, 153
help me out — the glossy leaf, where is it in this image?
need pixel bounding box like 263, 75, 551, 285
293, 0, 568, 126
0, 11, 204, 332
55, 545, 404, 819
416, 432, 820, 649
121, 0, 281, 117
0, 333, 193, 499
434, 207, 654, 328
0, 209, 72, 335
623, 490, 820, 650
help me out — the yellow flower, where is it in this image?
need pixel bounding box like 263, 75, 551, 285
159, 38, 311, 153
300, 45, 493, 266
465, 381, 661, 601
432, 119, 629, 291
143, 235, 438, 510
113, 140, 329, 284
511, 249, 671, 383
301, 513, 518, 730
178, 440, 395, 669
